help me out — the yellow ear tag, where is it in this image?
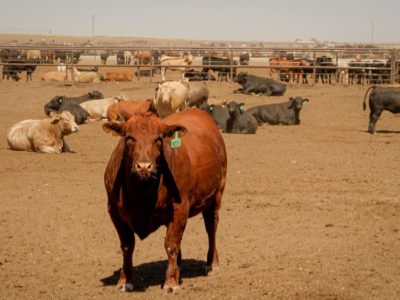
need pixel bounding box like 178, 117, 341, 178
171, 131, 182, 148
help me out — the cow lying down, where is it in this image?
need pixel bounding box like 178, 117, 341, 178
7, 111, 79, 153
233, 72, 286, 96
247, 97, 309, 125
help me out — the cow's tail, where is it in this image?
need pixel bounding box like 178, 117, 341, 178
363, 86, 376, 111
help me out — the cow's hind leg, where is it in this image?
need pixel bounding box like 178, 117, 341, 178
108, 203, 135, 292
202, 194, 221, 275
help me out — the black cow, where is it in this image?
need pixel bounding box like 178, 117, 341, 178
202, 56, 237, 81
363, 86, 400, 133
247, 97, 309, 126
225, 101, 258, 134
2, 60, 37, 81
64, 90, 105, 104
315, 56, 336, 84
44, 96, 89, 125
239, 53, 250, 65
184, 69, 216, 81
200, 103, 230, 132
233, 72, 286, 96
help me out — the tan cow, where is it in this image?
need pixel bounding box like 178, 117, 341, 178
80, 96, 125, 120
41, 70, 73, 82
160, 53, 193, 81
26, 50, 41, 60
7, 111, 79, 153
73, 68, 103, 83
153, 80, 189, 118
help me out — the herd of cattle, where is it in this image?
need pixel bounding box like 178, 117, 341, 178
5, 56, 400, 292
1, 48, 399, 85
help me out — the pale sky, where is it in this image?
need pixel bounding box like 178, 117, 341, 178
1, 0, 399, 43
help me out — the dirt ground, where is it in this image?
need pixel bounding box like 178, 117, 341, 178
1, 65, 400, 300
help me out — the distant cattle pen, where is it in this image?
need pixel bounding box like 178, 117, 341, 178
1, 45, 400, 85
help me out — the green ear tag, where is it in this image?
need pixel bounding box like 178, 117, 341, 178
171, 131, 182, 148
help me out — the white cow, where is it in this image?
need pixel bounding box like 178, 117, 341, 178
124, 51, 132, 65
80, 96, 125, 120
153, 80, 189, 118
160, 53, 193, 81
7, 111, 79, 153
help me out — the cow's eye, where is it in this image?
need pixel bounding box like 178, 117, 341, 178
154, 137, 162, 145
126, 136, 136, 144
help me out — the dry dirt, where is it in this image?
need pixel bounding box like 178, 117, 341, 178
1, 65, 400, 300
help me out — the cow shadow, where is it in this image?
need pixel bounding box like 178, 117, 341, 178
100, 259, 207, 292
375, 129, 400, 134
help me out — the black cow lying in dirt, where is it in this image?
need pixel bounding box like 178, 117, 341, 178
2, 60, 37, 81
247, 97, 309, 125
363, 86, 400, 133
184, 69, 216, 81
44, 96, 89, 125
226, 101, 258, 134
65, 90, 105, 104
233, 72, 286, 96
200, 102, 230, 132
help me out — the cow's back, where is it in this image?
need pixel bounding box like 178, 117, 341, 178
7, 119, 38, 151
163, 109, 227, 216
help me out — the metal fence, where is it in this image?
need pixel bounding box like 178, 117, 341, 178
1, 45, 399, 85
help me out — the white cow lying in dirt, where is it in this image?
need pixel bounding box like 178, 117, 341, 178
153, 80, 189, 118
7, 111, 79, 153
79, 96, 125, 120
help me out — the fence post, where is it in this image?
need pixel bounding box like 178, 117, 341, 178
390, 49, 397, 84
230, 48, 234, 81
313, 48, 317, 86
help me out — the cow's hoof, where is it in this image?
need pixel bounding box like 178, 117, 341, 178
117, 282, 134, 292
163, 284, 181, 294
205, 265, 220, 275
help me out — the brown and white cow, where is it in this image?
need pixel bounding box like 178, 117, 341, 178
160, 53, 193, 81
7, 111, 79, 153
103, 109, 227, 293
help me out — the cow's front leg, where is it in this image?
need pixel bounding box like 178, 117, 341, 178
163, 203, 188, 294
109, 203, 135, 292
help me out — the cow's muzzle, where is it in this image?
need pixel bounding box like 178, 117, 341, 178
134, 161, 155, 180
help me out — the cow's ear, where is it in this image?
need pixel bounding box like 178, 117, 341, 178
163, 124, 187, 140
303, 98, 309, 103
50, 112, 61, 123
103, 121, 126, 136
239, 103, 245, 112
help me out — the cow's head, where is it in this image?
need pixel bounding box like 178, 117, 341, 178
233, 72, 247, 84
89, 90, 104, 99
158, 83, 175, 104
44, 96, 66, 115
288, 97, 309, 111
103, 113, 186, 181
49, 111, 79, 134
227, 101, 245, 116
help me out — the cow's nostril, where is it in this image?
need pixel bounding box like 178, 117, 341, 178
136, 162, 152, 172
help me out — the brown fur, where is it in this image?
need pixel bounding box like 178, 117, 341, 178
106, 99, 156, 122
103, 109, 227, 292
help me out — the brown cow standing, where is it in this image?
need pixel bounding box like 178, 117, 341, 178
103, 109, 227, 293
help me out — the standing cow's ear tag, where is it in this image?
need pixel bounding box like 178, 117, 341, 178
171, 131, 181, 148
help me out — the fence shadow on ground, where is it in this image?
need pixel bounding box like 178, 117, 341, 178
100, 258, 207, 292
